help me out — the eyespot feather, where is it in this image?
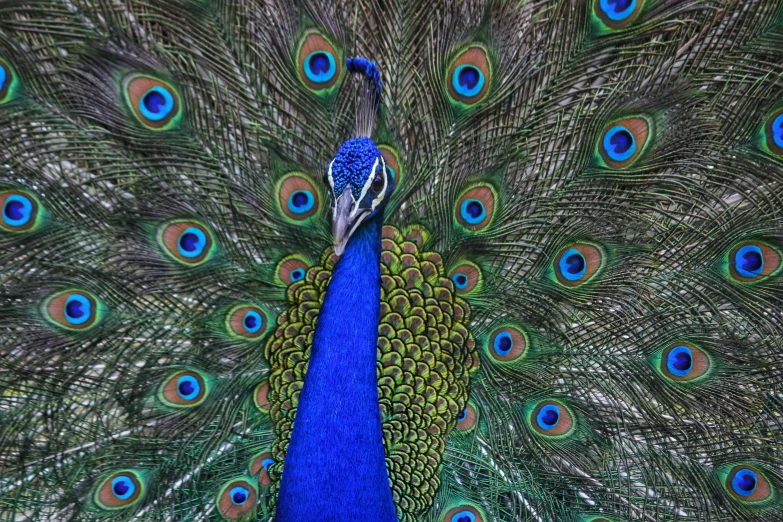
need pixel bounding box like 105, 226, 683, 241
277, 173, 320, 222
455, 184, 496, 232
123, 73, 182, 130
159, 370, 209, 407
157, 220, 215, 266
594, 0, 644, 30
1, 190, 40, 232
552, 243, 605, 287
43, 289, 102, 331
446, 44, 491, 106
727, 241, 781, 283
216, 478, 257, 520
94, 470, 145, 510
597, 116, 651, 168
296, 30, 342, 92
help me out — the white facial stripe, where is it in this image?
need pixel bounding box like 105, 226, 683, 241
327, 159, 336, 189
351, 157, 380, 219
370, 156, 387, 211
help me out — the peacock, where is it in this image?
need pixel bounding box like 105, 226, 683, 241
2, 0, 783, 520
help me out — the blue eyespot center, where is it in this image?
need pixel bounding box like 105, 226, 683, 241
139, 86, 174, 121
537, 404, 560, 430
600, 0, 636, 20
288, 190, 315, 214
111, 476, 135, 500
452, 64, 485, 98
735, 245, 764, 278
0, 65, 6, 92
559, 249, 587, 281
460, 199, 486, 225
3, 195, 33, 226
64, 294, 91, 325
290, 268, 305, 282
177, 375, 200, 401
177, 227, 207, 258
603, 125, 637, 162
667, 346, 693, 377
229, 486, 249, 505
732, 469, 758, 497
494, 332, 513, 356
304, 51, 336, 83
772, 114, 783, 148
457, 408, 467, 422
261, 458, 274, 470
243, 310, 262, 333
452, 273, 469, 289
452, 511, 476, 522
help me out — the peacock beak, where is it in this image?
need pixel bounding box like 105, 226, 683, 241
332, 186, 370, 256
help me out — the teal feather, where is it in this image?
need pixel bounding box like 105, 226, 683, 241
2, 0, 783, 521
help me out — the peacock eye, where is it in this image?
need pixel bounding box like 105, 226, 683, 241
597, 116, 651, 168
217, 479, 257, 520
1, 191, 40, 232
157, 220, 215, 266
159, 370, 208, 407
296, 31, 342, 92
727, 241, 781, 282
95, 471, 145, 510
123, 74, 181, 130
723, 465, 773, 503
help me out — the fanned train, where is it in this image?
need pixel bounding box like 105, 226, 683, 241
1, 0, 783, 521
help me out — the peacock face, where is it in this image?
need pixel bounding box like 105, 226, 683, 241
326, 137, 395, 254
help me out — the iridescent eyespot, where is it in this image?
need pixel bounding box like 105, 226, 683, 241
0, 59, 19, 104
217, 479, 257, 520
159, 370, 208, 407
297, 30, 342, 92
487, 325, 527, 363
724, 465, 773, 503
254, 381, 270, 413
552, 243, 605, 287
95, 471, 144, 510
455, 184, 496, 232
1, 191, 40, 232
277, 173, 320, 222
379, 146, 402, 187
594, 0, 644, 30
455, 402, 477, 432
446, 44, 491, 106
227, 305, 268, 340
249, 452, 274, 487
123, 74, 182, 130
276, 255, 309, 285
157, 220, 215, 266
43, 290, 102, 331
764, 108, 783, 155
655, 342, 712, 383
530, 400, 575, 438
727, 241, 781, 283
442, 505, 485, 522
597, 116, 651, 168
448, 261, 481, 295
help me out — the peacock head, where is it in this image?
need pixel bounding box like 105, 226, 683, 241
327, 136, 395, 255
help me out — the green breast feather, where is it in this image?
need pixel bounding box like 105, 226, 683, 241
266, 225, 478, 518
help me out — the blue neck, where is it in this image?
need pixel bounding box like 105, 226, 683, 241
275, 211, 398, 522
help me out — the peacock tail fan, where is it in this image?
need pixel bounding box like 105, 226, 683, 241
1, 0, 783, 521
